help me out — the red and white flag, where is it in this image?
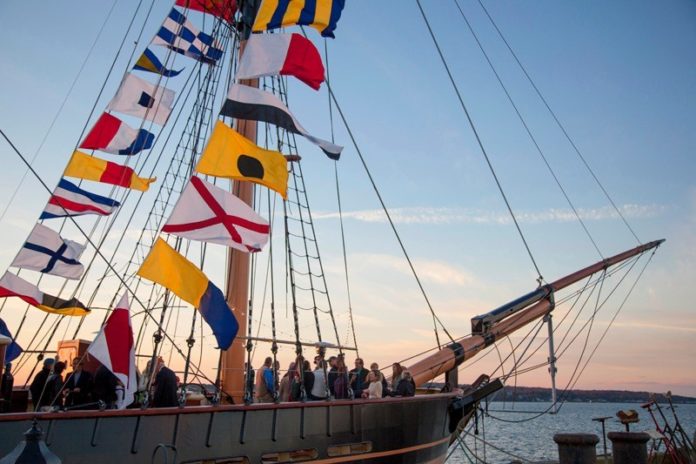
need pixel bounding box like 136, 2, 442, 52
235, 33, 325, 90
87, 293, 137, 409
162, 176, 270, 252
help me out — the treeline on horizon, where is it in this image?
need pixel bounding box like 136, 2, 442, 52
452, 384, 696, 404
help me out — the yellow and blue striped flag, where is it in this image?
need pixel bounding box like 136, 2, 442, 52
252, 0, 345, 38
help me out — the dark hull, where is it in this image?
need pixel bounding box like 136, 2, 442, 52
0, 393, 455, 463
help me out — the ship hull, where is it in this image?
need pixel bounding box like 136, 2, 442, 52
0, 393, 455, 463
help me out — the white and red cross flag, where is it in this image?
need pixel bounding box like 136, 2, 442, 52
87, 293, 137, 409
162, 176, 270, 253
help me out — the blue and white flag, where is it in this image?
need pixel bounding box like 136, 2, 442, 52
152, 8, 223, 64
41, 178, 121, 220
0, 318, 22, 363
107, 73, 176, 125
11, 223, 85, 280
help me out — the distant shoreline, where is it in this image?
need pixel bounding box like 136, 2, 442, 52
440, 383, 696, 404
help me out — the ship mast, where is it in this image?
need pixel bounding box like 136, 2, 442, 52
220, 0, 260, 404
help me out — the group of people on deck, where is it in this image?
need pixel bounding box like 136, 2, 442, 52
27, 356, 179, 411
252, 354, 416, 403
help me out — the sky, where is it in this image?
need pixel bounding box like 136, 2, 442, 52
0, 1, 694, 397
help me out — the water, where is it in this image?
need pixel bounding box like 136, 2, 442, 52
447, 402, 696, 463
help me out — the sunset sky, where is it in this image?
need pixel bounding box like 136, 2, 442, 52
0, 1, 694, 397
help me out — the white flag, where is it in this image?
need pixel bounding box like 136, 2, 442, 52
87, 293, 137, 409
11, 223, 85, 280
162, 176, 270, 253
107, 73, 175, 125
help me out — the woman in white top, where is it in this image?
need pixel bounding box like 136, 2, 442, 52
362, 371, 382, 399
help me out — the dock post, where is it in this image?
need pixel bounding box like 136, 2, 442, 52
608, 432, 649, 464
554, 433, 598, 463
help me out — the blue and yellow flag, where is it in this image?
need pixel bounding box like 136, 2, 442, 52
252, 0, 345, 38
133, 48, 183, 77
137, 238, 238, 349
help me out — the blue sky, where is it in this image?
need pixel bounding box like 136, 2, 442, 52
0, 1, 694, 395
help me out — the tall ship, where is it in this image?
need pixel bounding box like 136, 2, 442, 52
0, 1, 672, 463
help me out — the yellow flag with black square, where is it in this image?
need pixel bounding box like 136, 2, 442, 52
195, 121, 288, 199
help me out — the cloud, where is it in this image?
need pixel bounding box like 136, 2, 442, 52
351, 253, 479, 287
313, 204, 667, 225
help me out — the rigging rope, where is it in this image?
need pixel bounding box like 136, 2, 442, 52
320, 59, 456, 349
324, 38, 359, 356
452, 0, 604, 260
475, 0, 642, 244
416, 0, 544, 282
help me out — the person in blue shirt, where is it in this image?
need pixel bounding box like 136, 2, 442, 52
255, 357, 275, 403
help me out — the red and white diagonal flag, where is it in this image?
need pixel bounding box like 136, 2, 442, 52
162, 176, 270, 252
87, 293, 136, 409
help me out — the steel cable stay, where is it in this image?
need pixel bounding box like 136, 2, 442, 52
474, 0, 642, 245
323, 40, 359, 355
416, 0, 544, 283
452, 0, 604, 260
297, 27, 452, 350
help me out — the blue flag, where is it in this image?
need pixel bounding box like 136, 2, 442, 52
0, 318, 22, 363
152, 8, 223, 64
133, 48, 183, 77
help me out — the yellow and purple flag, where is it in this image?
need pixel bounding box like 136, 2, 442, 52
137, 238, 238, 349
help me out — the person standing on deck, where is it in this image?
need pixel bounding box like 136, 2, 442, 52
63, 357, 93, 409
349, 358, 369, 399
1, 363, 14, 412
278, 362, 295, 402
327, 356, 338, 397
255, 357, 275, 403
333, 355, 349, 399
93, 364, 119, 409
310, 359, 328, 401
29, 358, 54, 411
43, 361, 66, 410
152, 361, 179, 407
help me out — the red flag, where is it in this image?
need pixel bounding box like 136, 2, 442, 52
175, 0, 237, 22
87, 293, 137, 409
235, 33, 325, 90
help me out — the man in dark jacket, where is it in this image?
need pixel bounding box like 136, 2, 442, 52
29, 358, 54, 411
1, 362, 14, 412
64, 358, 93, 409
349, 358, 369, 399
93, 364, 119, 409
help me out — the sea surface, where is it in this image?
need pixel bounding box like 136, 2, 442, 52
447, 401, 696, 463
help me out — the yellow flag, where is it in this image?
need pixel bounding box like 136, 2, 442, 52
64, 150, 156, 192
137, 238, 209, 307
196, 121, 288, 199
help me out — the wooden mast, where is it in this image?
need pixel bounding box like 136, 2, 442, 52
220, 1, 260, 404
